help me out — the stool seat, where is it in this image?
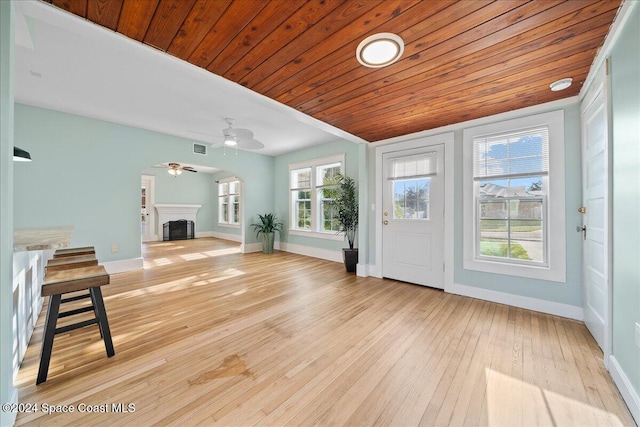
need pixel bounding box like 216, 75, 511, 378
54, 246, 95, 258
46, 254, 98, 272
38, 265, 114, 384
42, 265, 109, 296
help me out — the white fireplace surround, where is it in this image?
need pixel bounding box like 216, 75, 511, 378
155, 204, 201, 241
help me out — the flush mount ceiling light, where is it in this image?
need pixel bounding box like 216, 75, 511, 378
13, 146, 32, 162
550, 78, 573, 92
356, 33, 404, 68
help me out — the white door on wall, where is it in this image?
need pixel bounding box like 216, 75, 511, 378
141, 175, 155, 242
580, 64, 610, 356
382, 144, 445, 289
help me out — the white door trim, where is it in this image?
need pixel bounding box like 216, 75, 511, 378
375, 132, 455, 293
141, 175, 156, 242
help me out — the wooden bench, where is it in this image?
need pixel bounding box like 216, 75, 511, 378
53, 246, 95, 258
37, 265, 115, 384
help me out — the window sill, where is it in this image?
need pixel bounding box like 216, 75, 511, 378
288, 229, 345, 242
217, 223, 241, 229
463, 257, 565, 283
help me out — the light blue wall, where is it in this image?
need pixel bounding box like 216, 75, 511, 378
13, 104, 275, 262
0, 2, 17, 424
454, 104, 583, 306
273, 140, 361, 251
365, 104, 583, 307
610, 3, 640, 408
141, 167, 216, 235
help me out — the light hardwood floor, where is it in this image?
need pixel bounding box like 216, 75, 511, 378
15, 238, 635, 426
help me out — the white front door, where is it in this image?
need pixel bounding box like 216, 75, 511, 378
580, 64, 610, 356
382, 145, 444, 288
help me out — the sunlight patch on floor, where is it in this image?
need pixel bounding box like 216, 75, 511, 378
113, 276, 200, 298
203, 247, 242, 257
145, 257, 173, 268
192, 268, 245, 286
180, 252, 208, 261
485, 368, 623, 426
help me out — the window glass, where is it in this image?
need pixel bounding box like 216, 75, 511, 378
218, 180, 241, 226
393, 178, 430, 220
473, 128, 548, 265
289, 155, 345, 234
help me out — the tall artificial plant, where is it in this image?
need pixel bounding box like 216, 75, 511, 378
250, 213, 283, 237
334, 174, 358, 249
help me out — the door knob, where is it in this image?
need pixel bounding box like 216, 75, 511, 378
383, 220, 389, 225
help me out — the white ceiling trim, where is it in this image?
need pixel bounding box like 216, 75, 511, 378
13, 0, 365, 156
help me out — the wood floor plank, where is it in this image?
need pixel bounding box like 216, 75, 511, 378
14, 238, 634, 426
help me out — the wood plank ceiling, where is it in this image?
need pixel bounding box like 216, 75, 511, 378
43, 0, 621, 142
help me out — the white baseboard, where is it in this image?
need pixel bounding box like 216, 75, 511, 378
102, 257, 143, 274
242, 242, 263, 253
609, 355, 640, 425
277, 242, 342, 263
198, 231, 243, 242
451, 282, 584, 320
195, 231, 215, 238
356, 263, 367, 277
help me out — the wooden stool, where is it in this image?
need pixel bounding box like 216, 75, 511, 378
46, 254, 98, 272
37, 265, 115, 384
53, 246, 95, 258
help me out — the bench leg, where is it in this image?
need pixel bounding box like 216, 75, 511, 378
37, 294, 61, 385
90, 287, 115, 357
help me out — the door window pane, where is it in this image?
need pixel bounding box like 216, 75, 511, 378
393, 178, 430, 220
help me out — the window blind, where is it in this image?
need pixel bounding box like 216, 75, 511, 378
473, 127, 549, 181
388, 152, 437, 180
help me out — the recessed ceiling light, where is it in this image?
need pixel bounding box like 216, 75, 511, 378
550, 78, 573, 92
356, 33, 404, 68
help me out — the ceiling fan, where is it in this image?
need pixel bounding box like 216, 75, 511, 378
155, 162, 197, 176
218, 118, 264, 150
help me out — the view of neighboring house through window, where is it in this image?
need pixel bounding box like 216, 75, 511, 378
474, 127, 548, 265
218, 179, 241, 226
289, 154, 345, 238
464, 110, 565, 281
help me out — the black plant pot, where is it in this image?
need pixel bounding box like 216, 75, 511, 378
342, 248, 359, 273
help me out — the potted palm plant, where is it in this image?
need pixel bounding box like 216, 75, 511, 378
334, 174, 359, 273
250, 213, 283, 254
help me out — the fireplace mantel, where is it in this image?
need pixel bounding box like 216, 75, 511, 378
155, 204, 201, 241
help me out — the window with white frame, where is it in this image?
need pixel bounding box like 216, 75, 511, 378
463, 110, 566, 282
289, 154, 345, 239
218, 179, 241, 226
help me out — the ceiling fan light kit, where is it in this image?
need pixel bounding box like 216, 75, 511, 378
158, 162, 197, 176
218, 118, 264, 151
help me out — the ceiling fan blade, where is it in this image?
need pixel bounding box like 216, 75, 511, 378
227, 128, 253, 140
238, 138, 265, 149
182, 167, 197, 172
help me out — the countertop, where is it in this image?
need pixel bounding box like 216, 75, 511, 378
13, 225, 74, 252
